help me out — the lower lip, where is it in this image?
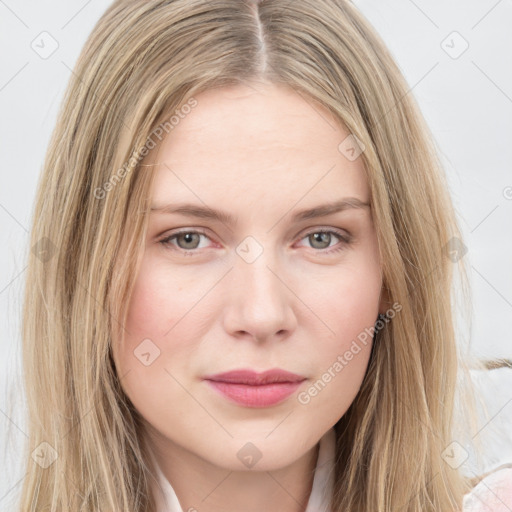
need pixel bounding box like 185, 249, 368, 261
205, 380, 304, 407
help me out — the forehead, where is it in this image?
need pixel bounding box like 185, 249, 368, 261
146, 83, 369, 210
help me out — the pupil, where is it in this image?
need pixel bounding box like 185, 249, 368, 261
181, 233, 198, 249
312, 232, 330, 248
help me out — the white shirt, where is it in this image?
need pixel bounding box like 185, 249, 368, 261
148, 428, 512, 512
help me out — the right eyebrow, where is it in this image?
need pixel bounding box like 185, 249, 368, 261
149, 197, 370, 226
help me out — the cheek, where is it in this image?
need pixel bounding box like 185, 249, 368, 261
112, 260, 196, 415
294, 250, 380, 414
318, 282, 377, 388
296, 285, 377, 418
122, 257, 202, 343
305, 248, 381, 346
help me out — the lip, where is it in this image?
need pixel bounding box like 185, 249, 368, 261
203, 368, 306, 385
203, 368, 306, 408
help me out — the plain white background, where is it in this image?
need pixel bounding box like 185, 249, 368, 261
0, 0, 511, 509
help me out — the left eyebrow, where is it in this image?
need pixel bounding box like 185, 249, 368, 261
290, 197, 370, 222
149, 197, 370, 226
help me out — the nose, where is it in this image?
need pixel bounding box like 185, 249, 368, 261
222, 251, 297, 343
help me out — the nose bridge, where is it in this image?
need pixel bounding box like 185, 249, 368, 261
238, 249, 281, 303
224, 236, 295, 340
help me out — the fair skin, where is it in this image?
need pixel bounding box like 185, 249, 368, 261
113, 81, 386, 512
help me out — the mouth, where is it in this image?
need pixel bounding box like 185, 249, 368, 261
202, 368, 306, 408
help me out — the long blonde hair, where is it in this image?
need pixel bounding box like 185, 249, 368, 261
16, 0, 483, 509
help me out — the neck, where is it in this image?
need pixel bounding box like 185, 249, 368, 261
146, 430, 321, 512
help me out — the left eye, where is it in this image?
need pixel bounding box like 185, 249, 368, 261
297, 229, 350, 252
158, 228, 351, 254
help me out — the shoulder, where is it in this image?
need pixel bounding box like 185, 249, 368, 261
463, 467, 512, 512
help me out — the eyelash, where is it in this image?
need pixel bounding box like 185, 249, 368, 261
158, 228, 352, 256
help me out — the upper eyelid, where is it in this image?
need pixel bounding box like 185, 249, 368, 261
159, 226, 350, 248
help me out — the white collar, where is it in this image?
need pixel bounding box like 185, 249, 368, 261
148, 427, 336, 512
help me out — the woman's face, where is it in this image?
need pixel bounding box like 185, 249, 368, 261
113, 82, 384, 471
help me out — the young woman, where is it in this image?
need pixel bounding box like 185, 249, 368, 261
17, 0, 512, 510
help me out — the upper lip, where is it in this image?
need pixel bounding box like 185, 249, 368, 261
203, 368, 306, 385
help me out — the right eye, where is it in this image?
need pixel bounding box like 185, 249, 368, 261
158, 229, 213, 255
